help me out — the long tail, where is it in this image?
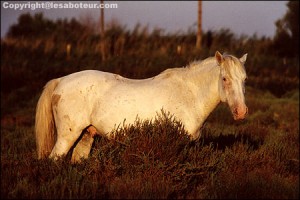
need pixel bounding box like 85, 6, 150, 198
35, 78, 60, 159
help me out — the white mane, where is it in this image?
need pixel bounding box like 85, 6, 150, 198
187, 57, 217, 70
158, 56, 218, 79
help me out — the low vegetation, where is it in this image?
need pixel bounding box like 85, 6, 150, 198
1, 88, 299, 199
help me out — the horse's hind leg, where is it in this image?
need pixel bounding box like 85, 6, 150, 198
71, 132, 94, 163
49, 125, 83, 160
71, 126, 98, 163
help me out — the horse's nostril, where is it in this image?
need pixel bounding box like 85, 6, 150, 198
234, 108, 238, 115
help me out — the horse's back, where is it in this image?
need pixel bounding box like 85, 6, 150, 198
58, 70, 113, 88
54, 70, 118, 98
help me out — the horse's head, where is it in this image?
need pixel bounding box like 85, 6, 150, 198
215, 51, 248, 120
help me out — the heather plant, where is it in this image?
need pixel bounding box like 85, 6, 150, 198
1, 92, 299, 199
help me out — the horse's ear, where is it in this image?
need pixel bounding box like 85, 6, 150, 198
215, 51, 224, 65
240, 53, 247, 64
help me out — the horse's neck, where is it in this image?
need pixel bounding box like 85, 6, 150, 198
185, 62, 221, 122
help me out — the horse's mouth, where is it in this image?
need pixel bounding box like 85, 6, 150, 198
233, 114, 246, 120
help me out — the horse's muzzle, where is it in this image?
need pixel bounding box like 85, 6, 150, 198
232, 105, 248, 120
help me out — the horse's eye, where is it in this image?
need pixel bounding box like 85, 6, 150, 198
222, 77, 227, 82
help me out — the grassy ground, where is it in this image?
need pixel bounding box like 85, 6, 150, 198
1, 86, 299, 199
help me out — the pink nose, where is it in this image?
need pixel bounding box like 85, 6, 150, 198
233, 105, 248, 120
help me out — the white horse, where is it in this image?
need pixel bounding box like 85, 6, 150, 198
35, 51, 248, 162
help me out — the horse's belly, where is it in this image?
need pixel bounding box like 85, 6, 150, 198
91, 88, 168, 135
